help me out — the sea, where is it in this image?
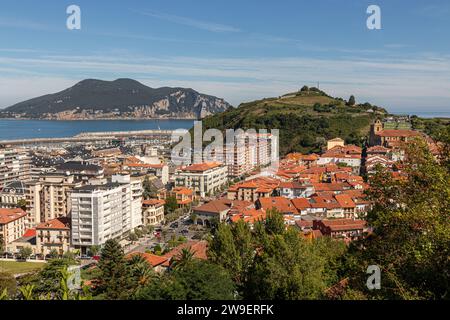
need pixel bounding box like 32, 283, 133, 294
0, 119, 195, 141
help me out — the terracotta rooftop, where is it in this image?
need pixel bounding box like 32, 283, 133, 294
142, 199, 165, 206
36, 217, 70, 230
0, 208, 27, 225
377, 129, 421, 137
182, 162, 222, 172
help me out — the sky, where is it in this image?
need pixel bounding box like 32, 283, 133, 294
0, 0, 450, 114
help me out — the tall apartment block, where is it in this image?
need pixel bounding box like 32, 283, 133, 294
70, 182, 132, 253
0, 148, 32, 187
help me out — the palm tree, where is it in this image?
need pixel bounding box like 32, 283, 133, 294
172, 247, 195, 269
127, 254, 153, 287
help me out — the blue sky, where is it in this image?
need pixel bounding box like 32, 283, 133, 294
0, 0, 449, 113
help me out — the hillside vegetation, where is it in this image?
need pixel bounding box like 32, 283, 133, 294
201, 86, 387, 155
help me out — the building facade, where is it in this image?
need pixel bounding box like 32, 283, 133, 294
71, 183, 131, 253
36, 217, 71, 256
0, 208, 27, 247
174, 162, 228, 197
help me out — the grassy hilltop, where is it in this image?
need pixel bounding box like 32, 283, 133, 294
201, 86, 387, 155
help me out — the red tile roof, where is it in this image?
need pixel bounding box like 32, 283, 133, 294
0, 208, 27, 224
162, 240, 208, 266
36, 217, 70, 230
126, 252, 168, 267
182, 162, 222, 172
142, 199, 165, 206
258, 197, 298, 214
23, 228, 37, 238
377, 129, 420, 137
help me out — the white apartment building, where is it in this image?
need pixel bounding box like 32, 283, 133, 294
70, 183, 131, 253
0, 148, 32, 187
217, 132, 274, 178
111, 173, 143, 229
174, 162, 228, 197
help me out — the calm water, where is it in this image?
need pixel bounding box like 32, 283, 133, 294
395, 111, 450, 118
0, 119, 195, 140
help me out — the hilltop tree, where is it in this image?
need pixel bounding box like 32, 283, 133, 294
348, 95, 356, 106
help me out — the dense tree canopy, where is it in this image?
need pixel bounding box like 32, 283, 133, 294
341, 137, 450, 299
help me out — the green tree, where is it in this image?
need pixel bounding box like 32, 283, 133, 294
27, 259, 72, 297
264, 208, 285, 235
0, 234, 4, 255
127, 254, 154, 291
0, 272, 17, 298
96, 239, 130, 299
208, 220, 255, 287
128, 232, 138, 242
142, 176, 158, 199
19, 247, 32, 261
17, 199, 27, 211
48, 249, 59, 259
172, 247, 195, 270
164, 195, 178, 214
135, 260, 236, 300
348, 95, 356, 106
89, 245, 100, 257
343, 138, 450, 300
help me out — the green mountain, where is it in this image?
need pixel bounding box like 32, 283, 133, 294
1, 78, 231, 119
201, 87, 387, 155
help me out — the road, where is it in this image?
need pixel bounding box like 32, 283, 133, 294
125, 214, 207, 254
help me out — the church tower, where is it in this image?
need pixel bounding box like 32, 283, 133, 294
369, 119, 383, 146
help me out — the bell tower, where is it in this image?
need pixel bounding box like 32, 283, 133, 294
374, 119, 383, 134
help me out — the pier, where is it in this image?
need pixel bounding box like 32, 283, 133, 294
0, 129, 176, 146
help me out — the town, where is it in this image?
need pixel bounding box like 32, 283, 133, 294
0, 116, 440, 275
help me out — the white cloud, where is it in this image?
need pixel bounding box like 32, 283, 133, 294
138, 10, 240, 33
0, 53, 449, 112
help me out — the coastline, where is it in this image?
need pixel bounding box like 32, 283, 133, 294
0, 117, 199, 121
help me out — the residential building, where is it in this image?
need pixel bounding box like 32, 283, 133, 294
0, 180, 27, 207
327, 137, 345, 150
0, 148, 32, 187
313, 219, 367, 240
123, 162, 169, 184
227, 177, 280, 202
0, 208, 27, 247
53, 161, 104, 183
174, 162, 228, 197
34, 173, 82, 223
142, 199, 165, 225
36, 217, 71, 256
71, 183, 131, 253
168, 187, 194, 211
193, 199, 235, 225
112, 174, 143, 229
317, 145, 362, 174
277, 181, 314, 199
